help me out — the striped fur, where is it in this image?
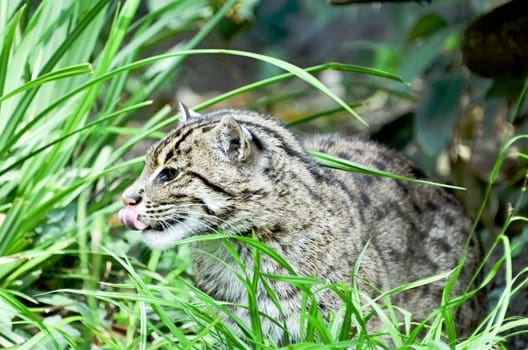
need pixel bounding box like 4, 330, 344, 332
121, 109, 483, 345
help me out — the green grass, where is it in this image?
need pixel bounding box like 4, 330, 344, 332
0, 1, 527, 349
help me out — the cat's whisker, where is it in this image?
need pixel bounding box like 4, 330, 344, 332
149, 206, 229, 235
157, 203, 241, 233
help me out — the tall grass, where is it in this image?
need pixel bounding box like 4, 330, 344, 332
0, 0, 234, 347
0, 0, 526, 349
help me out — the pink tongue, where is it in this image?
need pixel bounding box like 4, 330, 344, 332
118, 206, 149, 231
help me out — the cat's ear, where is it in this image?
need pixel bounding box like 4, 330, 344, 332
179, 102, 201, 122
214, 116, 252, 162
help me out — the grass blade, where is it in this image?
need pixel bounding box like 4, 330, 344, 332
0, 5, 25, 98
308, 150, 466, 190
0, 63, 93, 104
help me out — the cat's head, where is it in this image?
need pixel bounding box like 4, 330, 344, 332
118, 104, 288, 250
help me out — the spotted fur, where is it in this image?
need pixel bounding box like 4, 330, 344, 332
120, 108, 483, 345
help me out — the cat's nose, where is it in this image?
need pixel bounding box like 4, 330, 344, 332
122, 192, 142, 206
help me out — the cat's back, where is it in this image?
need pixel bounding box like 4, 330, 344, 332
304, 135, 481, 326
304, 134, 470, 238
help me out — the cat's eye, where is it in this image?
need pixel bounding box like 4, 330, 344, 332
156, 167, 181, 184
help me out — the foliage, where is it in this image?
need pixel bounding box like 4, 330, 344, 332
0, 0, 526, 349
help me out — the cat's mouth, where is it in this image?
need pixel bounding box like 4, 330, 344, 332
118, 206, 183, 233
148, 219, 183, 232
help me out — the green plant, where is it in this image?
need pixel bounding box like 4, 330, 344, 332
0, 0, 232, 347
0, 0, 526, 349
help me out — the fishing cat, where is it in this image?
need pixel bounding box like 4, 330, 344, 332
118, 105, 483, 345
